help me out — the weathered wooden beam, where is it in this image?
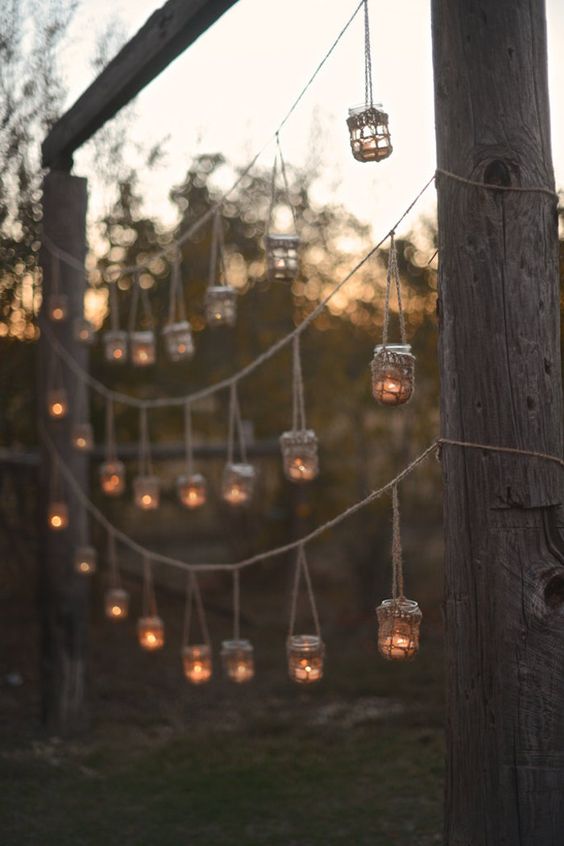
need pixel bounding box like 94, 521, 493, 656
42, 0, 240, 169
39, 172, 90, 733
432, 0, 564, 842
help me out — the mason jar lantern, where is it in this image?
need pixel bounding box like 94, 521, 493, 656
376, 597, 422, 661
182, 644, 212, 684
99, 460, 126, 497
204, 286, 237, 327
177, 473, 207, 510
346, 105, 392, 163
133, 475, 160, 510
48, 388, 68, 420
72, 422, 94, 452
48, 293, 69, 322
48, 501, 69, 531
73, 317, 95, 345
130, 330, 156, 367
105, 587, 129, 621
371, 344, 415, 406
280, 430, 319, 482
265, 234, 300, 283
137, 615, 165, 651
103, 330, 128, 364
74, 546, 97, 575
221, 462, 256, 506
221, 639, 255, 684
162, 321, 194, 362
287, 634, 325, 684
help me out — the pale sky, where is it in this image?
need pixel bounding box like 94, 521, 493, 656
61, 0, 564, 243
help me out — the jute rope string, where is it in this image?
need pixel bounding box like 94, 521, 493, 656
182, 572, 211, 647
41, 423, 563, 576
435, 168, 560, 201
391, 484, 404, 601
288, 545, 322, 639
275, 133, 298, 232
363, 0, 373, 108
167, 248, 186, 324
142, 555, 158, 618
226, 383, 247, 465
381, 232, 406, 348
291, 334, 307, 432
183, 400, 194, 477
233, 570, 240, 641
107, 532, 121, 588
138, 407, 153, 476
104, 397, 118, 462
41, 1, 366, 280
43, 174, 437, 411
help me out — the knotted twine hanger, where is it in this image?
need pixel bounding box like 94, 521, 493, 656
142, 555, 158, 618
138, 407, 153, 476
363, 0, 374, 108
208, 208, 227, 289
183, 400, 194, 477
127, 271, 155, 333
291, 334, 307, 433
50, 250, 61, 296
105, 397, 118, 463
47, 347, 65, 397
48, 452, 63, 502
288, 544, 321, 639
107, 532, 121, 589
109, 277, 121, 332
182, 571, 211, 648
391, 484, 405, 602
265, 136, 298, 237
381, 232, 407, 348
226, 383, 247, 465
167, 247, 187, 325
232, 569, 241, 641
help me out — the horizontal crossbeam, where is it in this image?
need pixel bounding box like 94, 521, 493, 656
42, 0, 240, 169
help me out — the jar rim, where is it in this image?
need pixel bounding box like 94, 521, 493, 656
221, 639, 253, 651
182, 643, 210, 656
348, 102, 383, 116
378, 597, 419, 611
288, 634, 323, 648
373, 343, 412, 354
138, 615, 163, 627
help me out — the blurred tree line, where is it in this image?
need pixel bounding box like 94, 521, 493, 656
3, 0, 561, 623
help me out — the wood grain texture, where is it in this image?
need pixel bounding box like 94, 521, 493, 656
39, 172, 90, 733
42, 0, 240, 169
431, 1, 564, 842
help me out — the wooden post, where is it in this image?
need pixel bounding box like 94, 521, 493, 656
431, 1, 564, 843
39, 170, 89, 734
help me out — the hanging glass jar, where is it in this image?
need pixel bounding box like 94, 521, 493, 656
48, 293, 69, 322
103, 329, 128, 363
265, 234, 300, 283
371, 344, 415, 406
99, 460, 126, 496
346, 2, 392, 163
347, 105, 392, 163
74, 546, 97, 575
72, 422, 94, 452
163, 321, 194, 362
105, 587, 129, 620
287, 634, 325, 684
280, 429, 319, 482
47, 388, 68, 420
48, 501, 68, 531
205, 286, 237, 327
182, 644, 212, 684
205, 209, 237, 327
287, 547, 324, 684
133, 475, 160, 510
376, 597, 422, 661
137, 615, 165, 651
221, 639, 255, 683
73, 316, 95, 345
222, 462, 255, 506
130, 330, 156, 367
177, 473, 207, 510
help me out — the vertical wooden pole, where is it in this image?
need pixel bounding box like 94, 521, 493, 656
39, 170, 89, 734
431, 1, 564, 843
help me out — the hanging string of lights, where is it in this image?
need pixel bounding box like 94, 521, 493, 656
41, 423, 563, 683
